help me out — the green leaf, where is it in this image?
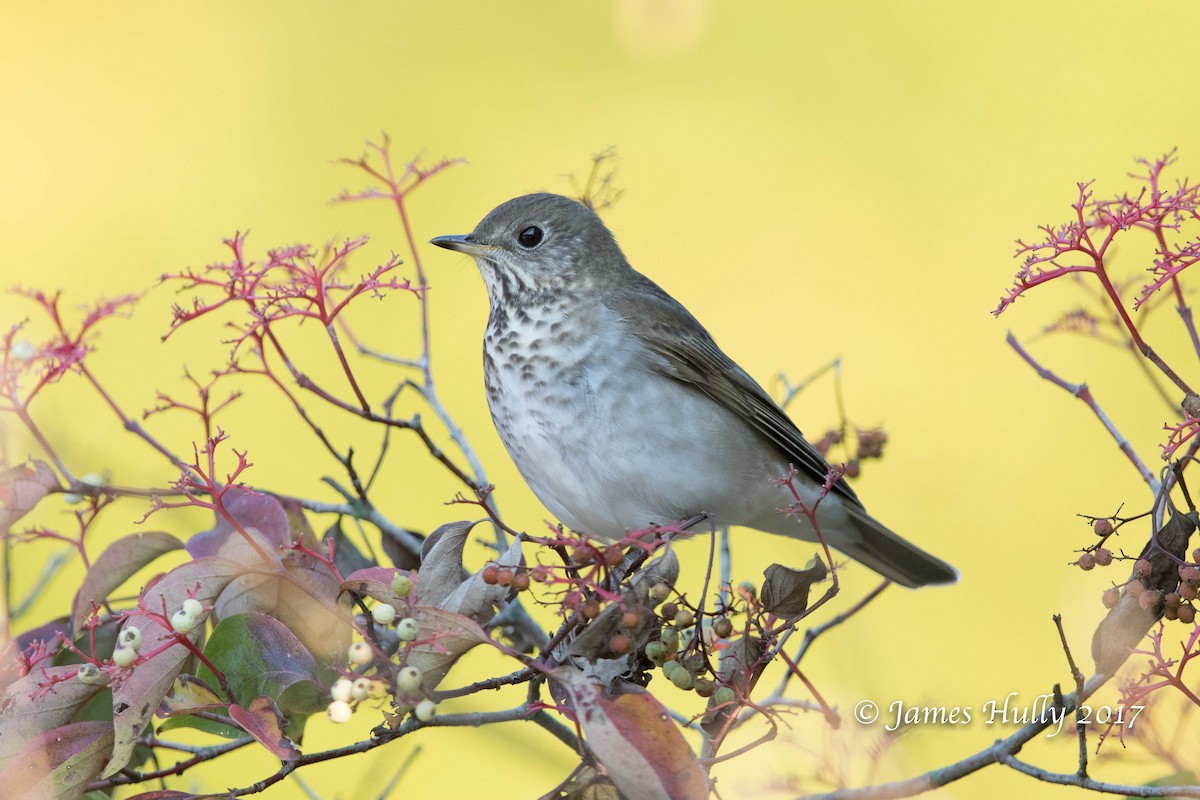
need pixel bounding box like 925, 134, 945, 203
197, 612, 325, 740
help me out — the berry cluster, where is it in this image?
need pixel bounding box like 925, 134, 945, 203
326, 571, 439, 725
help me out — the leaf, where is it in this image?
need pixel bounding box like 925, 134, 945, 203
539, 762, 621, 800
228, 697, 301, 761
701, 635, 767, 737
380, 523, 424, 572
0, 460, 61, 535
0, 720, 113, 800
439, 534, 524, 625
214, 549, 352, 668
417, 520, 479, 607
340, 566, 412, 606
157, 674, 225, 718
0, 665, 108, 773
72, 531, 184, 633
404, 606, 491, 689
553, 668, 709, 800
196, 612, 325, 738
1092, 509, 1197, 675
761, 557, 827, 620
186, 487, 292, 558
566, 548, 676, 662
632, 546, 680, 592
105, 557, 243, 778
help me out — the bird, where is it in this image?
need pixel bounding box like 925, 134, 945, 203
431, 193, 956, 588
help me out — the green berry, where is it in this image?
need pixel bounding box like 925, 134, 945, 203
396, 617, 420, 642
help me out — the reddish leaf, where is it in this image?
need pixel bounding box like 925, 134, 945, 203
105, 557, 244, 778
228, 697, 301, 761
186, 488, 291, 558
72, 531, 184, 633
0, 461, 60, 535
554, 668, 709, 800
0, 665, 108, 773
0, 719, 113, 800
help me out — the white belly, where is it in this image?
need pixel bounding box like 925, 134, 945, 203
486, 304, 845, 539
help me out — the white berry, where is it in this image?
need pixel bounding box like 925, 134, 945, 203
117, 626, 142, 651
347, 641, 373, 665
76, 663, 105, 684
182, 598, 204, 618
330, 678, 354, 703
327, 700, 353, 723
170, 609, 198, 634
112, 646, 137, 668
396, 666, 422, 693
372, 603, 397, 625
11, 339, 36, 360
351, 677, 372, 701
414, 698, 437, 722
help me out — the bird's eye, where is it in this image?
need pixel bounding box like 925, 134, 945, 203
517, 226, 544, 248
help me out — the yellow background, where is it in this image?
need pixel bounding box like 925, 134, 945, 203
4, 1, 1200, 797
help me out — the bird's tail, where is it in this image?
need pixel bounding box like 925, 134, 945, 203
837, 505, 958, 588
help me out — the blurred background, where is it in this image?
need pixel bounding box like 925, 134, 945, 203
4, 1, 1200, 797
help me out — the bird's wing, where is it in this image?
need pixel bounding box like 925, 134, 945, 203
611, 276, 863, 509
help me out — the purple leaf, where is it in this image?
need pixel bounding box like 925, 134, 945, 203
186, 488, 290, 558
0, 719, 113, 800
0, 665, 108, 773
105, 557, 244, 779
72, 531, 184, 633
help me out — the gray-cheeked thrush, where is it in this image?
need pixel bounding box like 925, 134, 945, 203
432, 193, 956, 588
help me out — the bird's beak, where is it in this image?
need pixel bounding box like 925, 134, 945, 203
430, 234, 496, 257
